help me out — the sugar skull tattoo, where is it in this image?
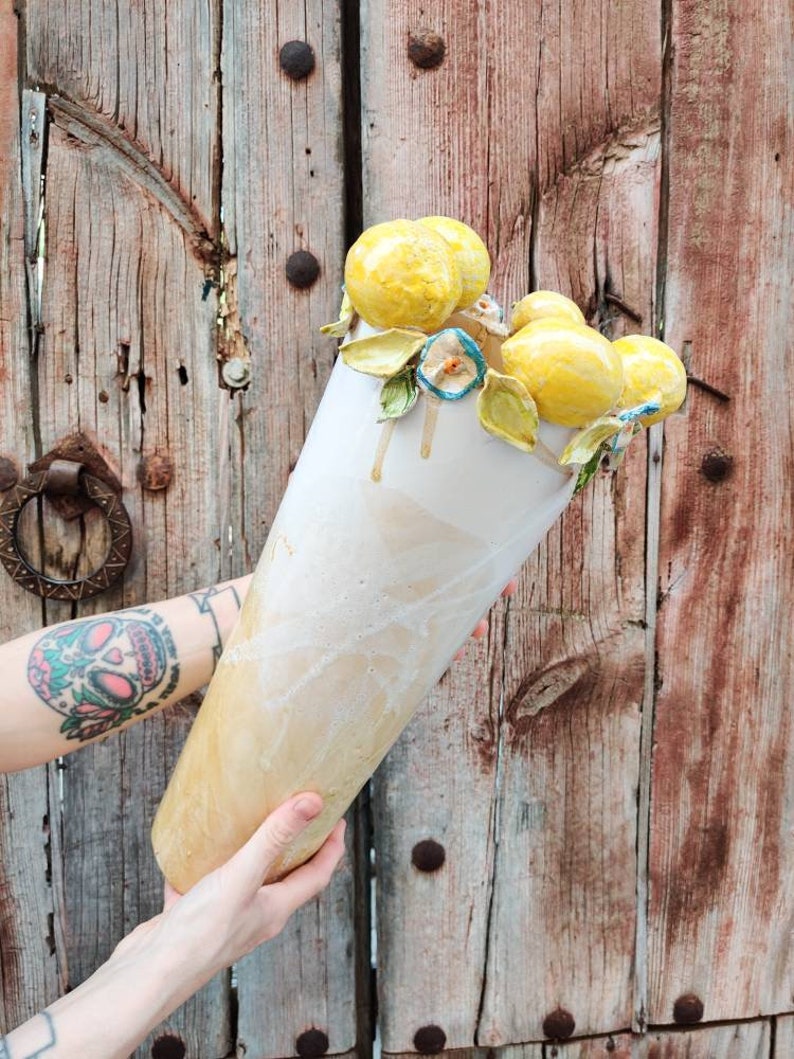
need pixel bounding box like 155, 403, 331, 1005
27, 610, 180, 741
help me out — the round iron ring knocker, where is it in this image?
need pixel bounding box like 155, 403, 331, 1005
0, 461, 133, 601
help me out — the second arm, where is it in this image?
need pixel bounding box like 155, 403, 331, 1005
0, 575, 252, 772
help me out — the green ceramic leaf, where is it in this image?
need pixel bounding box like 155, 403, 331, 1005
559, 416, 624, 466
476, 368, 539, 452
574, 448, 604, 494
341, 328, 426, 378
379, 368, 419, 421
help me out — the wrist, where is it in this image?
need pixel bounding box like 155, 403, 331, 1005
106, 914, 213, 1018
10, 918, 215, 1059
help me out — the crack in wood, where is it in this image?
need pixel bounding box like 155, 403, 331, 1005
540, 110, 662, 196
47, 96, 217, 265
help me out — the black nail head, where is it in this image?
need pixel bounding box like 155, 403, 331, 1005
280, 40, 316, 81
286, 250, 321, 289
407, 31, 446, 69
413, 1025, 447, 1054
542, 1008, 576, 1040
151, 1036, 186, 1059
411, 839, 446, 872
673, 993, 704, 1024
296, 1029, 329, 1058
0, 457, 18, 491
700, 448, 733, 483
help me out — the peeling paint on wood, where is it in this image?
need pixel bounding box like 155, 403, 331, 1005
365, 0, 659, 1049
647, 0, 794, 1024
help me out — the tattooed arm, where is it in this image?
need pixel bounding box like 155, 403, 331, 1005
0, 575, 252, 772
1, 794, 344, 1059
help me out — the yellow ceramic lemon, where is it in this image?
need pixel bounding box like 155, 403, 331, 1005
344, 220, 463, 332
502, 320, 623, 427
614, 335, 687, 425
510, 290, 585, 333
417, 216, 491, 310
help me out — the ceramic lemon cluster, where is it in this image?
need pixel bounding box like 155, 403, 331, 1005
322, 218, 686, 492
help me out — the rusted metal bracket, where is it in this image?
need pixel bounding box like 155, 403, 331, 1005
28, 433, 122, 520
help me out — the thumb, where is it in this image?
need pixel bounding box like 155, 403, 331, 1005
229, 793, 324, 891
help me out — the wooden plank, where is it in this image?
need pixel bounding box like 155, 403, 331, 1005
382, 1025, 773, 1058
775, 1014, 794, 1054
361, 0, 542, 1043
548, 1022, 770, 1057
0, 2, 61, 1034
220, 2, 354, 1055
384, 1047, 542, 1059
0, 770, 61, 1030
362, 0, 660, 1048
647, 0, 794, 1024
26, 0, 221, 232
29, 21, 229, 1053
479, 127, 660, 1046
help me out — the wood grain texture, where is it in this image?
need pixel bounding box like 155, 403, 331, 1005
362, 0, 660, 1047
0, 2, 61, 1034
776, 1014, 794, 1054
647, 0, 794, 1024
221, 0, 345, 560
548, 1022, 770, 1057
28, 21, 230, 1055
26, 0, 221, 231
221, 3, 355, 1055
477, 125, 661, 1046
384, 1047, 542, 1059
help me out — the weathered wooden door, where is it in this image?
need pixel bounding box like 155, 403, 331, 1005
1, 1, 791, 1057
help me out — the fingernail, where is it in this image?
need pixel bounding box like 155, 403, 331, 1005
294, 795, 322, 821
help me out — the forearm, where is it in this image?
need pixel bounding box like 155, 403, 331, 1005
1, 796, 345, 1059
0, 575, 252, 772
1, 924, 210, 1059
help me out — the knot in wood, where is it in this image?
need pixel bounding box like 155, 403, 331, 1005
151, 1035, 186, 1059
542, 1007, 576, 1040
700, 448, 733, 483
295, 1029, 329, 1057
413, 1024, 447, 1053
411, 838, 446, 872
279, 40, 316, 81
0, 456, 19, 491
138, 452, 174, 492
672, 993, 704, 1024
407, 30, 446, 69
286, 250, 321, 289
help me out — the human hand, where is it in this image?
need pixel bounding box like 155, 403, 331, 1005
20, 796, 343, 1059
115, 793, 344, 987
454, 578, 518, 660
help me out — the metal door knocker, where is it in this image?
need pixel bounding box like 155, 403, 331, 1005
0, 459, 133, 600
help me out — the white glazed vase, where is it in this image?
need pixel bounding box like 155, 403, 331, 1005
152, 357, 576, 892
